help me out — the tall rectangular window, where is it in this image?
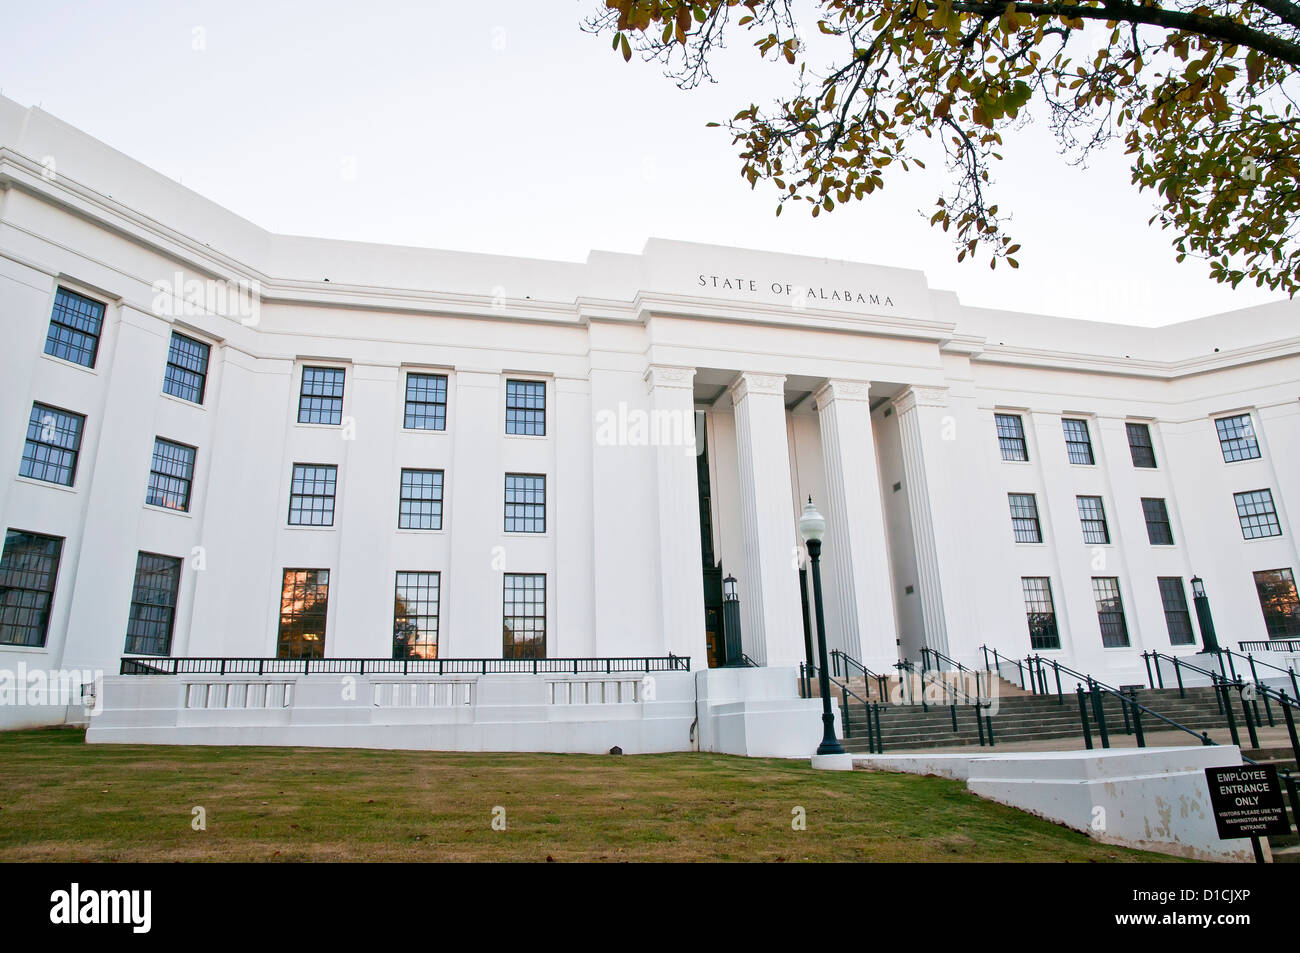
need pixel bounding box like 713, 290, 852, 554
1092, 577, 1130, 648
1062, 418, 1095, 465
1157, 577, 1195, 646
1076, 496, 1110, 544
288, 464, 337, 526
298, 366, 345, 425
20, 403, 84, 487
1142, 497, 1174, 545
394, 571, 440, 659
1253, 569, 1300, 640
0, 530, 63, 647
503, 573, 546, 659
1234, 489, 1282, 539
163, 331, 210, 404
1021, 577, 1060, 650
43, 287, 105, 368
505, 380, 545, 436
124, 552, 182, 656
1126, 422, 1157, 468
995, 413, 1028, 462
404, 373, 447, 430
277, 569, 329, 659
1008, 493, 1043, 543
146, 438, 196, 511
505, 474, 546, 533
398, 469, 444, 530
1215, 413, 1260, 462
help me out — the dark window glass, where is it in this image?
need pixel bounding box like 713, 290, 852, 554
146, 438, 196, 511
1254, 569, 1300, 640
1216, 413, 1260, 463
398, 469, 443, 530
1126, 422, 1157, 468
1092, 577, 1130, 647
0, 530, 63, 647
20, 403, 84, 487
43, 287, 105, 368
1157, 577, 1195, 646
163, 332, 210, 404
1142, 497, 1174, 545
1021, 577, 1060, 650
404, 373, 448, 430
124, 552, 182, 655
1062, 418, 1095, 465
503, 573, 545, 658
995, 413, 1028, 462
277, 569, 329, 659
298, 366, 345, 425
505, 474, 546, 533
1008, 493, 1042, 543
288, 464, 337, 526
1077, 495, 1110, 544
394, 571, 440, 659
1234, 489, 1282, 540
505, 380, 545, 436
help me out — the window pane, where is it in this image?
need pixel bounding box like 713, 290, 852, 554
44, 287, 105, 368
1141, 497, 1174, 545
277, 569, 329, 659
1157, 577, 1195, 646
1062, 418, 1095, 465
404, 373, 447, 430
124, 552, 182, 655
995, 413, 1028, 462
163, 332, 210, 404
1253, 569, 1300, 640
298, 367, 345, 425
1021, 577, 1060, 650
146, 438, 196, 511
503, 573, 545, 658
1077, 496, 1110, 544
1126, 422, 1157, 468
20, 403, 85, 487
398, 469, 444, 530
288, 464, 337, 526
1234, 489, 1281, 540
394, 571, 440, 659
1008, 493, 1042, 543
505, 380, 545, 436
1216, 414, 1260, 463
505, 474, 546, 533
1092, 577, 1130, 648
0, 530, 63, 647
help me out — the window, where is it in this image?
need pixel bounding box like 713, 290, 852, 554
1253, 569, 1300, 640
163, 332, 210, 404
1215, 413, 1260, 462
1021, 577, 1060, 650
995, 413, 1028, 462
124, 553, 182, 655
503, 573, 545, 658
1062, 418, 1095, 465
1008, 493, 1043, 543
146, 438, 196, 511
288, 464, 337, 526
1076, 496, 1110, 544
1234, 489, 1282, 540
1157, 577, 1195, 647
1126, 422, 1157, 468
505, 379, 545, 436
1141, 498, 1174, 545
43, 287, 105, 368
277, 569, 329, 659
0, 530, 63, 647
394, 571, 440, 659
404, 373, 447, 431
505, 474, 546, 533
297, 366, 345, 425
20, 403, 84, 487
1092, 577, 1130, 648
398, 469, 443, 530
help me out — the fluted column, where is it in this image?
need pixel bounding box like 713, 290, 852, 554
730, 372, 804, 667
814, 379, 899, 669
645, 365, 708, 669
893, 386, 951, 654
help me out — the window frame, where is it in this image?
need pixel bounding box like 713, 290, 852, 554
276, 568, 330, 659
502, 572, 546, 659
1141, 497, 1175, 546
1234, 488, 1282, 540
0, 529, 64, 648
20, 402, 85, 488
994, 413, 1029, 462
145, 437, 197, 512
123, 551, 183, 656
505, 379, 546, 437
43, 286, 106, 369
393, 570, 440, 659
1253, 568, 1300, 640
1062, 417, 1096, 466
1125, 422, 1157, 468
1021, 576, 1061, 650
1076, 495, 1111, 545
1091, 576, 1131, 648
297, 365, 346, 426
397, 468, 444, 531
403, 372, 449, 432
287, 463, 338, 527
1215, 413, 1261, 463
1157, 576, 1196, 647
162, 330, 211, 405
504, 473, 547, 534
1007, 493, 1043, 544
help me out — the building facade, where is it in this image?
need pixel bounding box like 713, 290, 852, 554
2, 97, 1299, 736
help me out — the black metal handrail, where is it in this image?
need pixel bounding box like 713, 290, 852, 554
803, 663, 886, 753
737, 654, 760, 668
979, 643, 1029, 691
920, 646, 990, 706
1210, 647, 1298, 699
1240, 638, 1300, 653
828, 649, 889, 701
120, 655, 691, 676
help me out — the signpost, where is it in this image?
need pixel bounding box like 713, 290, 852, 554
1204, 765, 1292, 863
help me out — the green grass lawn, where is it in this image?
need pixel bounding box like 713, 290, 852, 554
0, 728, 1179, 862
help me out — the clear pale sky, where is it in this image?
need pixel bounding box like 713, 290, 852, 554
0, 0, 1284, 326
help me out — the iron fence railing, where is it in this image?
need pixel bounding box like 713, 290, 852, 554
120, 655, 691, 676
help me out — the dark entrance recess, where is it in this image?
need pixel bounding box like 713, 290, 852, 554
697, 415, 730, 668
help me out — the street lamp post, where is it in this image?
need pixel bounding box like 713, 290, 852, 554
798, 497, 844, 755
1191, 576, 1222, 654
722, 574, 744, 666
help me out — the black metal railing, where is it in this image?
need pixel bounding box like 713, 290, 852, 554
804, 662, 886, 753
1239, 638, 1300, 653
737, 654, 760, 668
1209, 647, 1298, 700
979, 643, 1029, 691
120, 655, 691, 676
828, 649, 889, 701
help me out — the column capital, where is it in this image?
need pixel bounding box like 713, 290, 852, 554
892, 385, 949, 415
644, 364, 696, 393
729, 372, 786, 402
813, 378, 871, 410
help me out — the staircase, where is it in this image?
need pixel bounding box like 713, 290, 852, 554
1242, 746, 1300, 863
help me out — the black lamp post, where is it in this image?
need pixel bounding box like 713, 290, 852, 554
722, 574, 743, 666
799, 497, 844, 755
1191, 575, 1222, 654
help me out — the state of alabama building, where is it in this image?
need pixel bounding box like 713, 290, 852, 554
1, 96, 1297, 754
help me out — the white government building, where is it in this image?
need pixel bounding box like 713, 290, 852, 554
2, 96, 1298, 754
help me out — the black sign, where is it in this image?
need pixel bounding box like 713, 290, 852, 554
1204, 765, 1292, 839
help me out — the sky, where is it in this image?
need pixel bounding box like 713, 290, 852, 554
0, 0, 1285, 326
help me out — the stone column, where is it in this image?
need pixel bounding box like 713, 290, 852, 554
730, 372, 804, 667
814, 379, 899, 669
